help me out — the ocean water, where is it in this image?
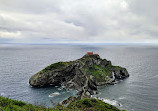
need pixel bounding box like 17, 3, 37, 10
0, 44, 158, 111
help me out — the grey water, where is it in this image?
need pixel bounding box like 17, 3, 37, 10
0, 44, 158, 111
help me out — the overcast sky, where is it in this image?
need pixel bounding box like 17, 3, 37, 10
0, 0, 158, 44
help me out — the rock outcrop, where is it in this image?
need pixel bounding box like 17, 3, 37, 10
29, 54, 129, 98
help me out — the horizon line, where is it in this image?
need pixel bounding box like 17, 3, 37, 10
0, 42, 158, 45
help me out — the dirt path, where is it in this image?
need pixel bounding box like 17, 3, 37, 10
81, 76, 89, 98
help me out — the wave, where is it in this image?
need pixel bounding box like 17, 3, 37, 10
49, 92, 60, 97
119, 96, 126, 100
57, 88, 62, 90
93, 97, 122, 107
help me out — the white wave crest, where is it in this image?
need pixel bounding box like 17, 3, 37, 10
57, 88, 62, 90
49, 92, 60, 97
94, 97, 122, 107
119, 96, 126, 100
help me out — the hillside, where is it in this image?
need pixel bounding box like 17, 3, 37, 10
0, 96, 126, 111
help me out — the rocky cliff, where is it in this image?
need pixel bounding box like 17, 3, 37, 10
29, 54, 129, 98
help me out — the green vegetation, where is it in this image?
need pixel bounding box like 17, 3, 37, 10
0, 96, 53, 111
0, 96, 126, 111
90, 64, 113, 82
42, 62, 66, 72
33, 62, 71, 79
67, 98, 124, 111
112, 66, 122, 71
87, 64, 123, 83
40, 61, 74, 73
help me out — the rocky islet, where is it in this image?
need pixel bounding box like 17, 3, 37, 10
29, 53, 129, 99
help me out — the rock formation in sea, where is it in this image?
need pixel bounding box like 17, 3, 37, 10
29, 53, 129, 99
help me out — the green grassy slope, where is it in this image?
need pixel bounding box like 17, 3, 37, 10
0, 96, 126, 111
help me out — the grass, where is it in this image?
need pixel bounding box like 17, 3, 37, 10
32, 62, 71, 79
90, 64, 113, 82
89, 64, 123, 83
0, 96, 53, 111
67, 98, 125, 111
0, 96, 126, 111
42, 62, 66, 72
112, 66, 122, 71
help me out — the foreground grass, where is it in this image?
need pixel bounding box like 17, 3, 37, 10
0, 96, 126, 111
67, 98, 126, 111
0, 96, 53, 111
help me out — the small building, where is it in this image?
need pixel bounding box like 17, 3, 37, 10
87, 52, 93, 55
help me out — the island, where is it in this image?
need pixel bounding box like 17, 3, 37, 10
29, 52, 129, 106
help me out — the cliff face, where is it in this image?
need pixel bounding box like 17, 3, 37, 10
29, 54, 129, 97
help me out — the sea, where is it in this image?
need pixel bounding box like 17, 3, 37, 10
0, 44, 158, 111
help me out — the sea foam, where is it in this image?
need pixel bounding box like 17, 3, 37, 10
49, 92, 60, 97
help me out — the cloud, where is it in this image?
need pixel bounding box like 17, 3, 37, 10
0, 31, 21, 38
0, 0, 157, 43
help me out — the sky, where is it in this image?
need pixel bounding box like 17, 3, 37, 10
0, 0, 158, 44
